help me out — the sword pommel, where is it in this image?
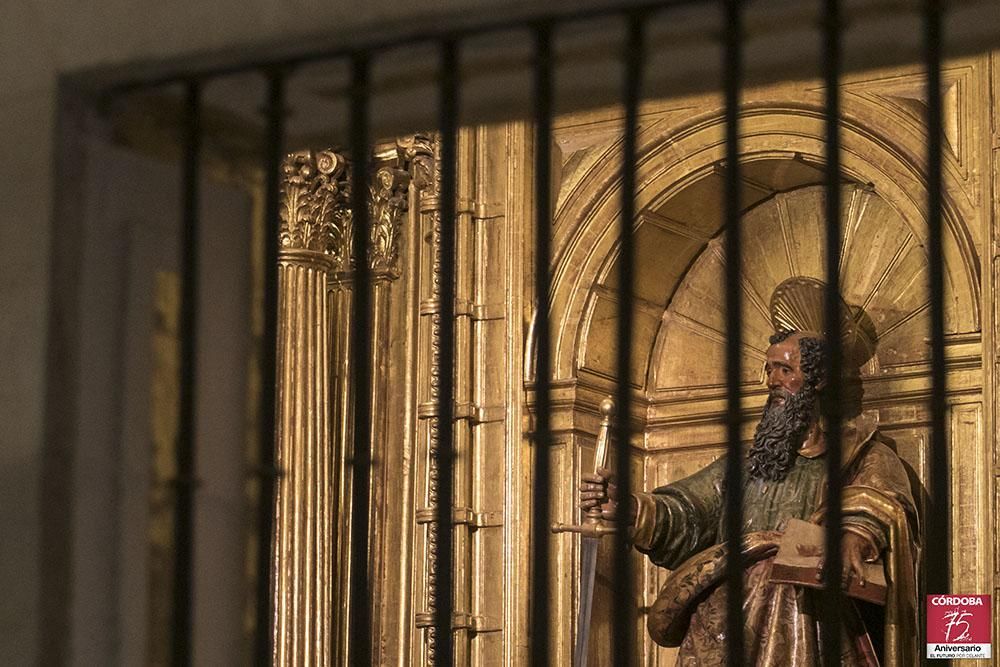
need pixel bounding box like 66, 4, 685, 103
592, 397, 615, 475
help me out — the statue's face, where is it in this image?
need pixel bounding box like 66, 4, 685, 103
763, 334, 807, 406
750, 333, 818, 481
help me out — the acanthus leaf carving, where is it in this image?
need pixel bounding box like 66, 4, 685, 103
279, 149, 352, 268
365, 134, 435, 275
368, 165, 410, 275
279, 135, 435, 275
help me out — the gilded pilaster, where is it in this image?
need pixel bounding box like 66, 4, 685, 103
382, 135, 436, 666
323, 138, 427, 665
410, 125, 528, 665
273, 149, 349, 666
408, 131, 498, 664
273, 140, 425, 665
362, 141, 423, 665
414, 135, 445, 665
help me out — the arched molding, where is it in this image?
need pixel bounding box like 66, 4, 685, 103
547, 102, 982, 392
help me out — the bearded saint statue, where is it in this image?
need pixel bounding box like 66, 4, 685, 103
581, 277, 920, 666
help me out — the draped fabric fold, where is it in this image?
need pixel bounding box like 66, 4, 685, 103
839, 486, 921, 667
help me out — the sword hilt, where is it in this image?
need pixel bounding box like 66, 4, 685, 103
551, 397, 619, 538
551, 519, 619, 537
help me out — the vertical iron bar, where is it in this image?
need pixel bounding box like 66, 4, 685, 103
348, 52, 374, 667
612, 13, 643, 666
531, 22, 554, 667
924, 0, 950, 598
255, 69, 285, 666
820, 1, 845, 664
721, 2, 745, 665
435, 38, 459, 667
172, 79, 202, 667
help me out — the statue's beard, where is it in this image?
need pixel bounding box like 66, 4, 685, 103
747, 384, 819, 482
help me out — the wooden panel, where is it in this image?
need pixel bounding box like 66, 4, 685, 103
951, 404, 989, 595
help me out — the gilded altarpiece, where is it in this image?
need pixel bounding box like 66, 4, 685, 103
271, 55, 998, 665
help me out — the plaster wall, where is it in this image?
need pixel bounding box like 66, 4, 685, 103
0, 2, 511, 662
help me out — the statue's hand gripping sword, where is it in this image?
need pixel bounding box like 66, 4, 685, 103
551, 398, 618, 667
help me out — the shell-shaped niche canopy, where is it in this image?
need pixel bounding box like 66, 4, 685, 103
770, 275, 876, 369
649, 183, 959, 396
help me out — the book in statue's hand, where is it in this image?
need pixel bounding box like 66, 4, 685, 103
768, 518, 887, 606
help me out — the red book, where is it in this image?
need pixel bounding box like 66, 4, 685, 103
769, 518, 887, 606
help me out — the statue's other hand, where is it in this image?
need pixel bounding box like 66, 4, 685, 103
814, 531, 877, 590
840, 531, 875, 590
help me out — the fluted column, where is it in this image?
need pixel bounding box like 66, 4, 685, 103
272, 140, 428, 666
272, 150, 350, 666
330, 138, 431, 664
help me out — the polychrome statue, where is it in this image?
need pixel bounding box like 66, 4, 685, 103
581, 277, 920, 666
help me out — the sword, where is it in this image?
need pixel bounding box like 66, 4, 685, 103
552, 398, 618, 667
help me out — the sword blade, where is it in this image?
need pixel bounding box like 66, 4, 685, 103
574, 535, 600, 667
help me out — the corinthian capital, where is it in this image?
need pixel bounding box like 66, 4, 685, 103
279, 137, 436, 275
366, 135, 435, 275
279, 150, 351, 268
368, 165, 410, 275
397, 134, 436, 193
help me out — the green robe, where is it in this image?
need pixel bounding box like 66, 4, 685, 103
637, 453, 883, 570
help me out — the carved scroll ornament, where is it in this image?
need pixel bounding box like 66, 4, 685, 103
397, 133, 436, 193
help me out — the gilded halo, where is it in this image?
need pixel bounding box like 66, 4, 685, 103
769, 276, 876, 367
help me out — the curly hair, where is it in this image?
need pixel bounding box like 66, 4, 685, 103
768, 329, 828, 390
747, 331, 829, 481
